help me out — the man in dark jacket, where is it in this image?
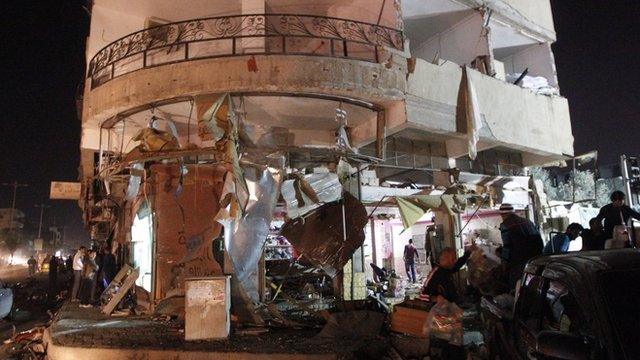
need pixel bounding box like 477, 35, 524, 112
100, 248, 117, 288
422, 246, 475, 304
48, 255, 59, 290
596, 191, 640, 240
499, 204, 543, 288
581, 218, 607, 251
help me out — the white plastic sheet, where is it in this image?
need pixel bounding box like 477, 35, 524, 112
225, 165, 282, 302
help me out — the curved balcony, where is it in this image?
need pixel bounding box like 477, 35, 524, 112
88, 13, 404, 89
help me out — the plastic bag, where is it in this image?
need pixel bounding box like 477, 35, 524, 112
424, 299, 463, 345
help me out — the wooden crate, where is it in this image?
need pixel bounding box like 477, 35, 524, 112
390, 305, 430, 338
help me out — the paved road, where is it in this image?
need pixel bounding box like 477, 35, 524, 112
0, 266, 64, 342
0, 265, 30, 284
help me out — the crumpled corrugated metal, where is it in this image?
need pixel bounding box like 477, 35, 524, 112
280, 192, 368, 278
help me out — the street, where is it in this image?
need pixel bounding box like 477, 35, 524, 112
0, 265, 65, 359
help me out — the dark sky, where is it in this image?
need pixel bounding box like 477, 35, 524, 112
1, 0, 89, 248
0, 0, 638, 242
551, 0, 640, 165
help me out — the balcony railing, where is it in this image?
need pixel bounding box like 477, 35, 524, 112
88, 14, 404, 89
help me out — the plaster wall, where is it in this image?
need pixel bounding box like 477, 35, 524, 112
87, 4, 146, 62
149, 164, 227, 301
406, 60, 460, 134
497, 0, 555, 34
82, 55, 407, 128
500, 43, 558, 87
452, 0, 556, 41
405, 59, 573, 161
88, 0, 402, 60
411, 12, 489, 66
468, 66, 573, 161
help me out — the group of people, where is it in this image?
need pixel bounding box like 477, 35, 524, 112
403, 190, 640, 305
545, 190, 640, 254
70, 246, 117, 308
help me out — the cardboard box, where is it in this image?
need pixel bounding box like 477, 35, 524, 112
390, 305, 430, 338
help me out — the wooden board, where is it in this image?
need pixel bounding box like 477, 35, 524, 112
101, 265, 139, 315
390, 306, 430, 338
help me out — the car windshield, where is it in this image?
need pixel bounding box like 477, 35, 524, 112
599, 269, 640, 359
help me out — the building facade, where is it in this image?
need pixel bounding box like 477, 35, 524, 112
79, 0, 574, 314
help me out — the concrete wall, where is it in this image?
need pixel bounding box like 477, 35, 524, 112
406, 59, 460, 134
465, 67, 573, 160
453, 0, 556, 40
149, 164, 226, 301
405, 58, 573, 162
82, 54, 407, 128
412, 12, 489, 66
500, 43, 558, 87
88, 4, 146, 61
498, 0, 555, 34
88, 0, 402, 60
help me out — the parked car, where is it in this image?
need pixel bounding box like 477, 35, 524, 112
482, 249, 640, 360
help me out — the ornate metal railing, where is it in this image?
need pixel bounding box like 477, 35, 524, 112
88, 14, 404, 89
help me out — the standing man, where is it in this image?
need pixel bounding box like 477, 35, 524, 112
48, 255, 59, 290
99, 247, 117, 289
498, 204, 543, 288
403, 239, 419, 283
27, 256, 38, 277
543, 223, 583, 255
71, 246, 86, 302
596, 191, 640, 240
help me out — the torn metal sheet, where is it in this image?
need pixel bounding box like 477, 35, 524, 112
281, 173, 343, 218
131, 127, 180, 152
201, 93, 249, 213
225, 165, 282, 302
280, 192, 368, 278
125, 163, 145, 200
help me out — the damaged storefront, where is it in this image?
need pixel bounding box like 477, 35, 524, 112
79, 89, 537, 358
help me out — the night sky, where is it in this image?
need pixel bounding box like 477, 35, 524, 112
0, 1, 639, 243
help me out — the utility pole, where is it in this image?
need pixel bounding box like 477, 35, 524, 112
1, 181, 28, 231
34, 204, 50, 239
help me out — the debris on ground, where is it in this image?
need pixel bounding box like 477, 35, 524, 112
316, 310, 385, 340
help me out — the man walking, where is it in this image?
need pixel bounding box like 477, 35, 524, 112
71, 246, 86, 302
403, 239, 419, 283
498, 204, 543, 288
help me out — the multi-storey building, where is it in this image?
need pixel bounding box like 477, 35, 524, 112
79, 0, 574, 314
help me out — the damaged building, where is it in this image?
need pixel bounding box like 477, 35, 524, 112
76, 0, 574, 340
